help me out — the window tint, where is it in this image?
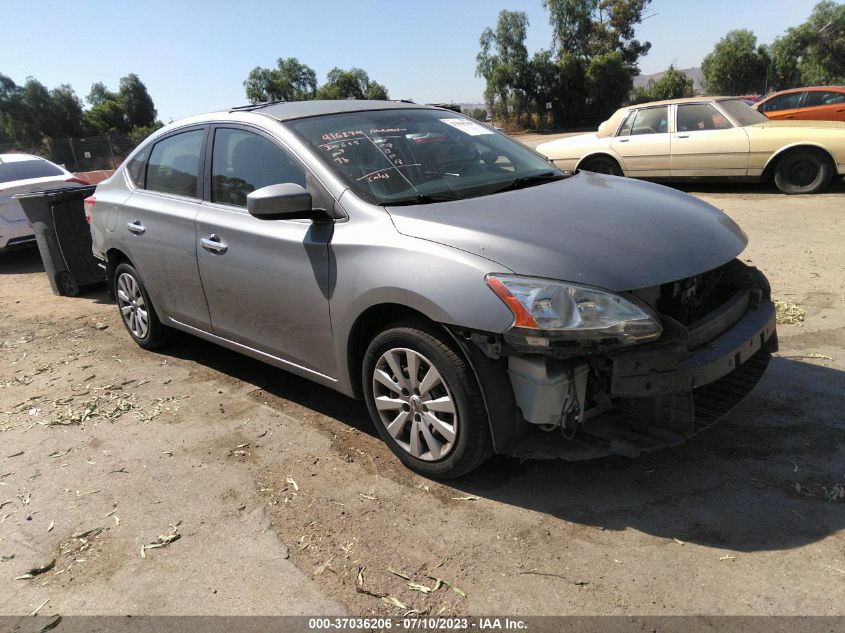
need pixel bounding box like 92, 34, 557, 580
145, 130, 204, 197
0, 159, 64, 184
629, 107, 668, 135
677, 104, 733, 131
762, 92, 803, 112
805, 91, 845, 107
211, 128, 307, 207
126, 145, 150, 187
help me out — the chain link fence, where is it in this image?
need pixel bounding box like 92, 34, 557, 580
0, 133, 137, 173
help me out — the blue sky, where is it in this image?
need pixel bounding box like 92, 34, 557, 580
1, 0, 826, 122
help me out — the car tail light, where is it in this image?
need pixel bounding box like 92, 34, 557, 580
84, 196, 96, 224
66, 176, 90, 185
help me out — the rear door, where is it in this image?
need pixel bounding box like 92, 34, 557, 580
802, 90, 845, 122
117, 126, 211, 329
670, 103, 749, 177
194, 124, 336, 378
609, 106, 671, 177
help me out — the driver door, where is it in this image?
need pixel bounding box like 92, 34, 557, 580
195, 125, 337, 378
610, 106, 671, 177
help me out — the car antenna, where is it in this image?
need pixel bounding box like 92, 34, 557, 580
229, 99, 287, 112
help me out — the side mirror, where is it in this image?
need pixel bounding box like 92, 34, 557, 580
246, 183, 332, 221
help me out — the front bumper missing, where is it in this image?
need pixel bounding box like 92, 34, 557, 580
610, 293, 777, 398
505, 294, 778, 460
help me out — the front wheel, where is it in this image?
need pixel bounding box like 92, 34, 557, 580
580, 156, 623, 177
362, 322, 491, 478
774, 150, 832, 194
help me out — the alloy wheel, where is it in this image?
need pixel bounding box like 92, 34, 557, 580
116, 272, 149, 339
371, 347, 458, 461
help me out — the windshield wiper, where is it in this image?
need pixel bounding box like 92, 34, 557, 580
491, 171, 568, 194
386, 193, 466, 206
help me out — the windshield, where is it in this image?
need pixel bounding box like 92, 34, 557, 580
718, 99, 769, 126
287, 109, 564, 205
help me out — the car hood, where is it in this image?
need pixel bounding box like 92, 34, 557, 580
536, 132, 598, 156
385, 172, 747, 292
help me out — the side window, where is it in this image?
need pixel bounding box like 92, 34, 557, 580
617, 110, 636, 136
677, 104, 733, 132
145, 130, 204, 197
630, 107, 668, 135
211, 128, 309, 208
764, 92, 803, 112
805, 91, 845, 107
126, 145, 150, 188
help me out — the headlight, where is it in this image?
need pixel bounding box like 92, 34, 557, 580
486, 274, 662, 345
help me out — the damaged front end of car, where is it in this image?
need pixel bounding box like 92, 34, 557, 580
452, 259, 778, 460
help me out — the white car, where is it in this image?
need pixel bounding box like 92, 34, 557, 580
0, 153, 88, 251
536, 97, 845, 194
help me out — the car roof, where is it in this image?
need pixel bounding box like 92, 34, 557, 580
240, 99, 436, 122
760, 86, 845, 98
0, 153, 45, 163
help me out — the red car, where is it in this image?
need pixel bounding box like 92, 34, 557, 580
754, 86, 845, 122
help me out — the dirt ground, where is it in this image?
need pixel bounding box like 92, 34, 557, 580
1, 170, 843, 620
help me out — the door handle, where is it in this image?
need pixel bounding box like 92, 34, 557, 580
676, 134, 689, 139
618, 138, 630, 143
200, 234, 228, 254
127, 220, 145, 235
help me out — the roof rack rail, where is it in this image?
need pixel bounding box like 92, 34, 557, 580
229, 99, 287, 112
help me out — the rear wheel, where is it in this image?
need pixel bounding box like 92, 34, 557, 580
362, 322, 491, 478
114, 262, 173, 349
774, 150, 832, 194
581, 156, 623, 177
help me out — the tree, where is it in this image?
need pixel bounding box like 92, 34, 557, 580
475, 10, 532, 122
633, 64, 695, 102
701, 30, 770, 95
465, 107, 488, 121
477, 1, 653, 129
315, 67, 388, 100
47, 85, 84, 138
243, 57, 318, 103
586, 51, 634, 121
768, 1, 845, 89
118, 73, 157, 128
87, 82, 117, 107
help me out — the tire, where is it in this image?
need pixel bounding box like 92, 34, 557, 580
113, 262, 173, 350
581, 156, 623, 177
774, 149, 832, 194
57, 271, 80, 297
362, 321, 491, 478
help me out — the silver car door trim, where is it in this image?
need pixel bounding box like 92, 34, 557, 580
166, 317, 338, 383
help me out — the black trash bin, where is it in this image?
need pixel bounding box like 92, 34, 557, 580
14, 185, 104, 296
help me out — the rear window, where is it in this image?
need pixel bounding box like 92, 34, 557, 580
0, 159, 64, 184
